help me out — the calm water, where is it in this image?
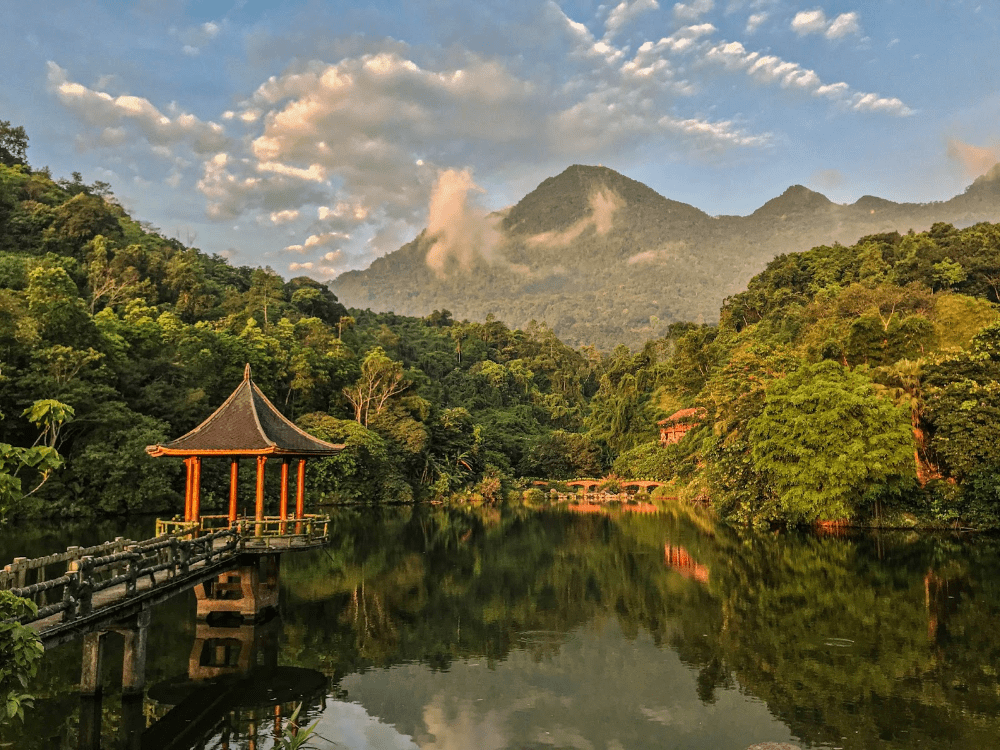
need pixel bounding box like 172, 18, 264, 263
2, 504, 1000, 750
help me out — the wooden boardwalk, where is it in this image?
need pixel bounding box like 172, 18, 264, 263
4, 530, 239, 648
3, 516, 333, 648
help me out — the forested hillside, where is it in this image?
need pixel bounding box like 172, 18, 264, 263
6, 121, 1000, 527
599, 222, 1000, 525
0, 126, 602, 521
333, 164, 1000, 350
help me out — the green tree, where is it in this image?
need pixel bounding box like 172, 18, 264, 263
0, 121, 28, 167
0, 592, 43, 723
343, 347, 409, 427
748, 361, 914, 523
0, 400, 72, 521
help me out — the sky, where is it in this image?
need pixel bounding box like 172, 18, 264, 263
4, 0, 1000, 281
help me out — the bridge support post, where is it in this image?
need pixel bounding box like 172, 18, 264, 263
120, 693, 145, 750
78, 694, 103, 750
80, 631, 107, 696
120, 608, 151, 696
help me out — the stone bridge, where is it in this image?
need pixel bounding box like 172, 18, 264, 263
565, 478, 665, 493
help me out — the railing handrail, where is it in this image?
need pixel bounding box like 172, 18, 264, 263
3, 527, 242, 628
1, 513, 331, 630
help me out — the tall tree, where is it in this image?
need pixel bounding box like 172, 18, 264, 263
0, 121, 28, 167
748, 361, 914, 523
343, 347, 410, 427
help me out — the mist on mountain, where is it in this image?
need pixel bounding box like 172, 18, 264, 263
332, 164, 1000, 349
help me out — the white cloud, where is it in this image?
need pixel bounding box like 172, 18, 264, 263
674, 0, 714, 21
791, 9, 827, 35
745, 12, 767, 33
791, 8, 861, 39
44, 1, 910, 280
47, 62, 228, 155
425, 169, 501, 275
196, 151, 327, 220
704, 41, 912, 115
549, 2, 626, 63
605, 0, 660, 39
825, 12, 860, 39
269, 209, 300, 224
176, 20, 222, 55
282, 231, 350, 256
658, 114, 771, 148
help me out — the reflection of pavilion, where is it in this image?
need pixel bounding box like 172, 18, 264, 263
146, 364, 343, 548
664, 544, 710, 584
142, 556, 328, 750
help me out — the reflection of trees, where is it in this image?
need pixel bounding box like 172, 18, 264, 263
279, 507, 1000, 750
279, 505, 723, 679
7, 508, 1000, 749
703, 529, 1000, 749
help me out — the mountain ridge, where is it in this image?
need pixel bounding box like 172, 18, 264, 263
332, 164, 1000, 349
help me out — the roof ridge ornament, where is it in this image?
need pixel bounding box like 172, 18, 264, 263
244, 363, 251, 381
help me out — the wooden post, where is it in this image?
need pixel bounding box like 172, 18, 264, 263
184, 458, 194, 522
296, 460, 306, 519
255, 455, 267, 529
279, 459, 290, 523
191, 456, 202, 525
229, 459, 239, 525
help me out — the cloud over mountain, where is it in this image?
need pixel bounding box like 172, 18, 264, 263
38, 0, 916, 282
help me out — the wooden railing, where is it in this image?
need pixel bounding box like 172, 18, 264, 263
2, 528, 239, 627
155, 514, 331, 547
1, 537, 136, 591
235, 516, 330, 548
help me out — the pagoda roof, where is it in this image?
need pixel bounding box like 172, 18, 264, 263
657, 407, 707, 426
146, 365, 344, 458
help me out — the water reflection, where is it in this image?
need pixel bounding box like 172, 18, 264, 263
3, 505, 1000, 749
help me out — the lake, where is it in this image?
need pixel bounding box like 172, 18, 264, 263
2, 503, 999, 749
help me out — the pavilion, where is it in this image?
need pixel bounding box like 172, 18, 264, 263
146, 365, 343, 534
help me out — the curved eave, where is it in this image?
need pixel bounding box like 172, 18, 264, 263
145, 445, 345, 458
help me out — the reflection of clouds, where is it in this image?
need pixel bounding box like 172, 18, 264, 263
339, 620, 796, 749
311, 700, 418, 750
421, 699, 508, 750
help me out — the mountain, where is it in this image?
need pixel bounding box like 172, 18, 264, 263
331, 164, 1000, 349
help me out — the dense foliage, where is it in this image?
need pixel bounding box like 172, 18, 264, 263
0, 134, 604, 517
0, 592, 43, 723
5, 123, 1000, 526
605, 223, 1000, 525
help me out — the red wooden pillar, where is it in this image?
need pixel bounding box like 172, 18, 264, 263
279, 459, 290, 523
191, 457, 202, 524
228, 459, 239, 525
255, 456, 267, 523
184, 458, 194, 521
295, 460, 306, 519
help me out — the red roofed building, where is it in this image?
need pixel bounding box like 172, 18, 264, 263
658, 407, 706, 447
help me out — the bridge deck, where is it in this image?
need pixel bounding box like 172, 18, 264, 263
30, 539, 241, 649
5, 516, 333, 648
